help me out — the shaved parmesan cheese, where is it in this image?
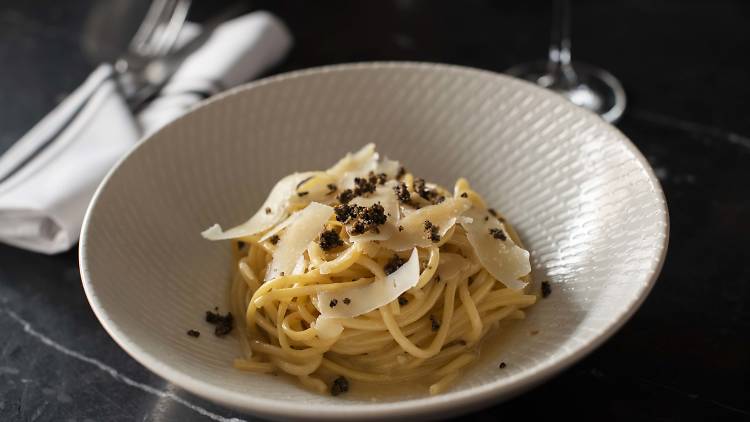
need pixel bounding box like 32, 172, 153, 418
259, 212, 298, 242
459, 208, 530, 290
202, 172, 315, 240
292, 172, 338, 205
376, 157, 401, 179
347, 181, 401, 242
357, 241, 381, 258
380, 198, 472, 251
326, 143, 377, 180
317, 248, 419, 318
265, 202, 333, 281
292, 253, 307, 275
313, 316, 344, 339
436, 252, 471, 281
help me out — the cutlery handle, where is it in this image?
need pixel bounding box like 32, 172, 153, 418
0, 65, 115, 185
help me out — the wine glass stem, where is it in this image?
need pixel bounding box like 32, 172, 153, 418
547, 0, 577, 87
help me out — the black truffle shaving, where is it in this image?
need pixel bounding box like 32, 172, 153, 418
430, 315, 440, 331
331, 376, 349, 396
353, 175, 377, 196
334, 204, 355, 223
396, 166, 407, 180
414, 178, 444, 204
351, 221, 366, 235
205, 310, 234, 337
394, 182, 411, 204
541, 281, 552, 298
319, 229, 344, 251
360, 203, 387, 226
384, 254, 406, 275
489, 228, 507, 241
338, 189, 355, 204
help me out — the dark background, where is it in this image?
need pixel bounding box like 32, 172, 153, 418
1, 1, 748, 421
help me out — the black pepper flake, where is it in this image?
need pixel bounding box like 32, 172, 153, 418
429, 226, 441, 242
269, 234, 280, 245
279, 272, 285, 276
384, 254, 405, 275
326, 183, 338, 195
484, 216, 489, 222
435, 275, 441, 282
499, 362, 507, 369
460, 192, 468, 198
297, 191, 309, 197
331, 376, 349, 396
296, 176, 314, 189
398, 225, 404, 232
187, 329, 200, 338
541, 281, 552, 298
343, 297, 351, 305
265, 207, 272, 214
430, 315, 440, 331
319, 229, 344, 251
424, 220, 433, 231
396, 166, 406, 180
394, 182, 411, 204
205, 311, 234, 337
489, 228, 507, 241
329, 299, 338, 308
398, 296, 408, 306
488, 208, 498, 217
338, 189, 355, 204
376, 172, 387, 185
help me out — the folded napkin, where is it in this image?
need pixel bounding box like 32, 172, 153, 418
0, 11, 292, 254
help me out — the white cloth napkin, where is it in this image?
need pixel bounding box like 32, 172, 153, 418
0, 11, 292, 254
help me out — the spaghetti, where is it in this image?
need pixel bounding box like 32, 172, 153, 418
202, 145, 536, 395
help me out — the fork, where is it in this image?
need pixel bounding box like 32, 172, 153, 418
116, 0, 192, 109
0, 0, 192, 185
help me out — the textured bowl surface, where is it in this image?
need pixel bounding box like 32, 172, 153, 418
80, 63, 668, 420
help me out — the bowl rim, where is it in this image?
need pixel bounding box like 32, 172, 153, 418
79, 61, 670, 420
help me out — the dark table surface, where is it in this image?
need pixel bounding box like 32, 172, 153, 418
1, 1, 749, 421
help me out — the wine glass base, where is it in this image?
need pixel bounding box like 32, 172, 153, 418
506, 61, 626, 123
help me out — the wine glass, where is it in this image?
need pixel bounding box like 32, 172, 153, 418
506, 0, 626, 123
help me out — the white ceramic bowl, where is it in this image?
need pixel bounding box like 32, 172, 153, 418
80, 62, 668, 420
